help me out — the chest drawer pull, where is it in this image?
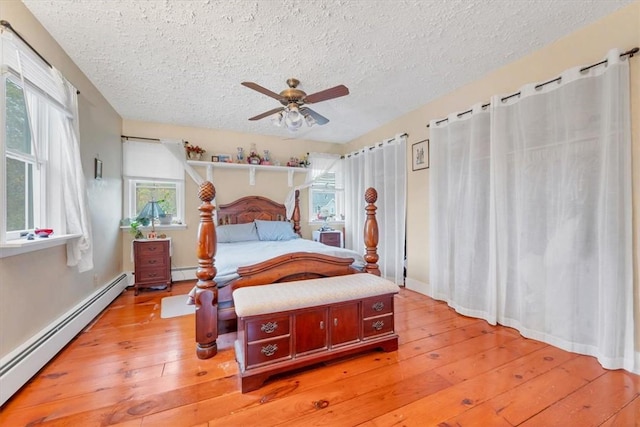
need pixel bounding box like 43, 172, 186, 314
372, 301, 385, 312
260, 322, 278, 334
261, 344, 278, 357
372, 320, 385, 331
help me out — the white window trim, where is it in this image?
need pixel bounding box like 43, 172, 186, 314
123, 176, 185, 225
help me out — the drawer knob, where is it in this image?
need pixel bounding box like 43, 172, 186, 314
260, 321, 278, 334
372, 320, 384, 331
261, 343, 278, 357
372, 302, 385, 312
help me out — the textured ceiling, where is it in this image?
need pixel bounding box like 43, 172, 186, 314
22, 0, 633, 144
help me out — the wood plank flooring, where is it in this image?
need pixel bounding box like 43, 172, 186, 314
1, 281, 638, 426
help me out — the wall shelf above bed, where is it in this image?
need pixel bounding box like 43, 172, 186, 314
187, 160, 308, 186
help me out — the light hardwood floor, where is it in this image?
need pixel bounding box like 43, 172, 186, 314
1, 281, 638, 426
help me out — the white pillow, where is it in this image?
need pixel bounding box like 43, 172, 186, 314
216, 222, 259, 243
254, 220, 299, 241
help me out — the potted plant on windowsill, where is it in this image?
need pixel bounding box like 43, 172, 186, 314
129, 219, 145, 239
157, 199, 173, 225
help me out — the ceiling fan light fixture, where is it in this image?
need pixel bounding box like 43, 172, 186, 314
304, 112, 316, 127
284, 103, 304, 130
270, 111, 284, 127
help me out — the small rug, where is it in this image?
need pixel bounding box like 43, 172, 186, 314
161, 295, 195, 318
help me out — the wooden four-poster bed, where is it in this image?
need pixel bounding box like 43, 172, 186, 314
191, 181, 385, 360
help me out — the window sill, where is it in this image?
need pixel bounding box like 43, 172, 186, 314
0, 233, 82, 258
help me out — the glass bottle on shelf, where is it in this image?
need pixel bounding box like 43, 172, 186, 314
236, 147, 244, 163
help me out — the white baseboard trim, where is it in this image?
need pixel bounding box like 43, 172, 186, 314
0, 273, 128, 406
404, 277, 430, 296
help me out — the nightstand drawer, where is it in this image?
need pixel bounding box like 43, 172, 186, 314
320, 233, 341, 246
135, 254, 167, 268
135, 241, 167, 256
135, 267, 169, 283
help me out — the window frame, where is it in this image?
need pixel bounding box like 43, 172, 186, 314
123, 177, 185, 226
2, 73, 51, 243
308, 171, 345, 224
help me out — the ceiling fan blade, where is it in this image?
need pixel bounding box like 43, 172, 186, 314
304, 85, 349, 104
248, 107, 284, 121
300, 107, 329, 125
241, 82, 284, 101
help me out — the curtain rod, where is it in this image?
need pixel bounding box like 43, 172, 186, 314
342, 132, 409, 158
121, 135, 161, 142
1, 20, 81, 95
426, 46, 639, 128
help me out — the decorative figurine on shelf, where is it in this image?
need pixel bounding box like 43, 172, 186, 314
247, 143, 262, 165
300, 153, 310, 168
236, 147, 244, 163
262, 150, 271, 165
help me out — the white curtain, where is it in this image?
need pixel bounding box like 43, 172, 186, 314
345, 134, 407, 284
52, 69, 94, 272
429, 49, 636, 373
284, 152, 340, 219
429, 105, 494, 322
491, 49, 635, 372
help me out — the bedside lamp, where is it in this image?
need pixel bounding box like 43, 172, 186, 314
137, 200, 165, 234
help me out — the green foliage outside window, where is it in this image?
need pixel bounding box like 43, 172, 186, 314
5, 79, 34, 232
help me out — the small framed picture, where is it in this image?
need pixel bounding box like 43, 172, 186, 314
211, 155, 219, 162
412, 139, 429, 171
94, 158, 103, 179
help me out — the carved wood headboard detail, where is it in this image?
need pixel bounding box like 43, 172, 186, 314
217, 191, 301, 236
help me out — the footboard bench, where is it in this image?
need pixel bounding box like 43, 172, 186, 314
233, 274, 400, 392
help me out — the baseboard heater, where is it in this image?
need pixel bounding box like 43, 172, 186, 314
0, 273, 129, 406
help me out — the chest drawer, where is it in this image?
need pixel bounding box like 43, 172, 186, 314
246, 315, 290, 342
246, 335, 291, 368
363, 313, 394, 338
362, 295, 394, 318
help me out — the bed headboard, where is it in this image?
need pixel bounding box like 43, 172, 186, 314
217, 190, 301, 235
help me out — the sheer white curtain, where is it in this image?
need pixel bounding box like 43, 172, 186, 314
429, 49, 636, 373
491, 49, 635, 372
429, 105, 494, 322
345, 134, 407, 284
52, 69, 93, 272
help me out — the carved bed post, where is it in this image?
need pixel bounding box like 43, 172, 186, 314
363, 187, 381, 276
292, 189, 301, 236
195, 181, 218, 359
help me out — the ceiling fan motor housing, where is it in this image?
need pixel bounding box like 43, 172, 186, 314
279, 78, 306, 105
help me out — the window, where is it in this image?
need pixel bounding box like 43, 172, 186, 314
2, 67, 65, 243
125, 178, 184, 221
122, 139, 185, 226
309, 172, 344, 223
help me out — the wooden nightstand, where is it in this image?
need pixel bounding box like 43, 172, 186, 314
133, 239, 172, 296
312, 230, 343, 248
